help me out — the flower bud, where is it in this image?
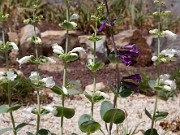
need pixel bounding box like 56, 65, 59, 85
151, 56, 158, 61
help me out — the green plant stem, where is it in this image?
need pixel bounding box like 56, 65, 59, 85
5, 50, 17, 135
35, 43, 41, 134
150, 95, 158, 135
150, 4, 161, 134
60, 1, 69, 134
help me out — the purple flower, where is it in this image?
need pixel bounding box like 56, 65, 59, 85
98, 19, 116, 33
123, 74, 141, 83
122, 81, 139, 92
98, 22, 106, 33
118, 44, 139, 66
121, 74, 141, 93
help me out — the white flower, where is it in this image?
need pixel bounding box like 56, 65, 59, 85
70, 13, 79, 20
70, 53, 78, 57
158, 74, 176, 91
161, 49, 178, 58
162, 30, 177, 39
9, 42, 19, 51
149, 29, 158, 35
46, 57, 56, 64
163, 85, 171, 91
6, 71, 17, 81
70, 47, 86, 54
41, 76, 55, 88
16, 55, 33, 65
29, 71, 40, 85
62, 86, 68, 95
70, 22, 77, 28
159, 74, 170, 83
151, 56, 158, 61
44, 105, 57, 115
95, 91, 109, 99
52, 43, 64, 55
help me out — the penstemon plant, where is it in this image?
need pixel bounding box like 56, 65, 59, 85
145, 0, 179, 135
98, 0, 141, 135
0, 12, 18, 135
78, 3, 108, 135
16, 1, 57, 134
50, 0, 84, 135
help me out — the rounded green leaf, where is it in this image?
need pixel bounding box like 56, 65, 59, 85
0, 104, 21, 113
144, 129, 159, 135
0, 105, 9, 113
54, 106, 75, 119
16, 123, 29, 132
100, 101, 113, 120
0, 127, 13, 134
119, 83, 134, 98
60, 22, 74, 30
103, 108, 126, 124
78, 114, 101, 133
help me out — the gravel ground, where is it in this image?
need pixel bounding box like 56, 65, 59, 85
0, 92, 179, 135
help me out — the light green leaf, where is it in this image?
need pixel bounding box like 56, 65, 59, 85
0, 127, 13, 134
78, 114, 101, 133
60, 22, 74, 30
100, 101, 113, 120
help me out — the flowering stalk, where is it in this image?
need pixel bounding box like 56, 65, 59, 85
60, 1, 69, 134
150, 2, 162, 135
0, 13, 17, 135
103, 0, 119, 134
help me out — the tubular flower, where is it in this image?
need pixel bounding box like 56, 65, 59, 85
162, 30, 177, 39
44, 105, 57, 115
98, 19, 116, 33
158, 74, 176, 91
41, 76, 55, 88
46, 57, 56, 64
118, 44, 139, 66
52, 43, 64, 55
29, 71, 40, 85
16, 55, 33, 65
8, 42, 19, 51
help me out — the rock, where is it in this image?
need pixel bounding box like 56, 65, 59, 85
85, 82, 110, 94
7, 32, 19, 64
129, 30, 153, 66
78, 35, 109, 63
18, 25, 42, 56
151, 35, 180, 64
41, 30, 78, 56
8, 32, 18, 42
114, 29, 135, 49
